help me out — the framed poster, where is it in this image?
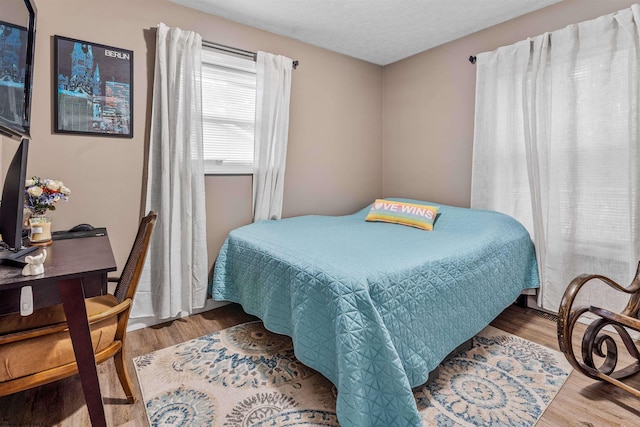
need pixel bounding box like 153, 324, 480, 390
54, 35, 133, 137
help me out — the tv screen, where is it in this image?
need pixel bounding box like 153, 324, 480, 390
0, 0, 35, 140
0, 137, 36, 263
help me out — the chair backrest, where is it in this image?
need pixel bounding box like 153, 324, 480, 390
113, 211, 157, 303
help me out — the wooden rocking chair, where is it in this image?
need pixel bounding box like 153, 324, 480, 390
557, 261, 640, 397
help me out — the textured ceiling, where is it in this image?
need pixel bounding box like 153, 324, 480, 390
170, 0, 561, 66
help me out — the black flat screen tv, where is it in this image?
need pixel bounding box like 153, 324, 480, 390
0, 0, 36, 139
0, 137, 36, 264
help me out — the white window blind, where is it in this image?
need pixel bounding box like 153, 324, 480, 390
201, 49, 256, 174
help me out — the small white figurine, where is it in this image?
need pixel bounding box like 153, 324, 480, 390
21, 249, 47, 276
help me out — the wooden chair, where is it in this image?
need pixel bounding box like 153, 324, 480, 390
0, 211, 157, 402
557, 261, 640, 397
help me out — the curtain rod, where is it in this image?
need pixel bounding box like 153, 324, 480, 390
202, 40, 299, 69
469, 55, 476, 64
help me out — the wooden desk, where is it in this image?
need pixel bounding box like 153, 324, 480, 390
0, 236, 116, 427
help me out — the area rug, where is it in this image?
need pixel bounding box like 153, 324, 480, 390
133, 322, 572, 426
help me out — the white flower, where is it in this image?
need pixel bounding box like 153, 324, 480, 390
46, 180, 62, 191
25, 177, 71, 215
27, 186, 43, 197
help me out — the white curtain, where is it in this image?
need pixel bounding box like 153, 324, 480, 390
132, 23, 208, 321
252, 52, 293, 221
472, 5, 640, 313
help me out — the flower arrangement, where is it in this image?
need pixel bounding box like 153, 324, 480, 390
24, 177, 71, 216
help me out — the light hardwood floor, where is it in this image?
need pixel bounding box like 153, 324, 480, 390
1, 303, 639, 426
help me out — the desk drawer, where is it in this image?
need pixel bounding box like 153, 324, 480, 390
0, 273, 108, 315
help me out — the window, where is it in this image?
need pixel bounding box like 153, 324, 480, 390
201, 49, 256, 174
471, 12, 640, 312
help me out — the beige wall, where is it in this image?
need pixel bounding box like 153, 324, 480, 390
16, 0, 635, 277
22, 0, 382, 273
382, 0, 639, 208
3, 0, 29, 26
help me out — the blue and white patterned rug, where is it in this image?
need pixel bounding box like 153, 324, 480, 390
134, 322, 571, 426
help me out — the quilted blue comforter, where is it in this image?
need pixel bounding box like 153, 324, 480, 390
210, 200, 539, 426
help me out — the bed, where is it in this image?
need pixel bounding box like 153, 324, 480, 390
210, 199, 539, 426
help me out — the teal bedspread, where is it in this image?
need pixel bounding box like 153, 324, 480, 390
210, 200, 539, 426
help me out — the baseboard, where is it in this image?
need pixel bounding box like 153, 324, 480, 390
127, 299, 229, 331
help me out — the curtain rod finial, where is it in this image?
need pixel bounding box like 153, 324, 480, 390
469, 55, 477, 64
